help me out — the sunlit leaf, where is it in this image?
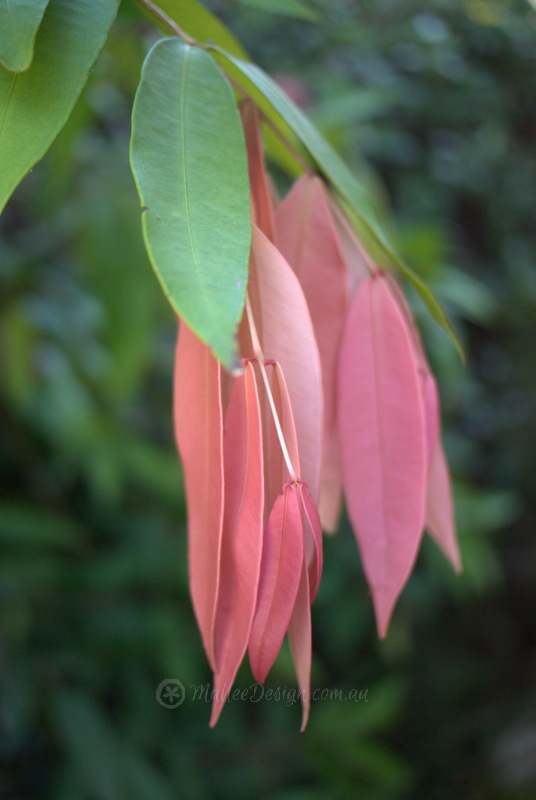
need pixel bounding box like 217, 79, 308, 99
0, 0, 119, 213
130, 39, 251, 369
0, 0, 49, 72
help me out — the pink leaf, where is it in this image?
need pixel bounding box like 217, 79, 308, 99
288, 547, 312, 732
173, 322, 224, 670
248, 483, 304, 684
298, 482, 323, 603
250, 225, 323, 503
240, 99, 275, 240
210, 363, 264, 726
426, 441, 462, 573
337, 273, 427, 637
275, 175, 349, 532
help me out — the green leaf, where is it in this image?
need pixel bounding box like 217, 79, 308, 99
233, 0, 320, 22
0, 0, 49, 72
154, 0, 247, 58
214, 48, 464, 358
130, 39, 251, 370
0, 0, 120, 214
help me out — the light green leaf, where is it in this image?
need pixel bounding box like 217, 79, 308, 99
130, 39, 251, 370
154, 0, 247, 58
214, 47, 464, 358
234, 0, 320, 22
0, 0, 120, 214
0, 0, 49, 71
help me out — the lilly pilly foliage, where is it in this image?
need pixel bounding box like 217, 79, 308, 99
0, 0, 463, 728
0, 0, 460, 367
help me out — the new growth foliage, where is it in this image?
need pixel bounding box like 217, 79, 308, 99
0, 0, 463, 729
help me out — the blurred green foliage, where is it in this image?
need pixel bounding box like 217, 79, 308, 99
2, 0, 536, 797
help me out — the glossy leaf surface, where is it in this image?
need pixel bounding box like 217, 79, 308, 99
130, 39, 251, 370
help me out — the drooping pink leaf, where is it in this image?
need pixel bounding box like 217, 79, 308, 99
288, 547, 312, 732
426, 441, 462, 573
275, 174, 349, 532
240, 99, 275, 240
248, 483, 304, 684
250, 225, 323, 502
337, 273, 427, 637
298, 482, 323, 603
173, 322, 224, 670
383, 273, 461, 570
210, 363, 264, 726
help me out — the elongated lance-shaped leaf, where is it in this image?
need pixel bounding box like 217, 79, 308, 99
130, 39, 251, 371
211, 364, 264, 727
249, 483, 304, 684
0, 0, 119, 213
276, 175, 349, 532
338, 273, 428, 637
0, 0, 49, 72
173, 323, 224, 671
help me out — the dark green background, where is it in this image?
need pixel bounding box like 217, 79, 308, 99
1, 0, 536, 797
